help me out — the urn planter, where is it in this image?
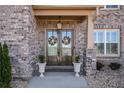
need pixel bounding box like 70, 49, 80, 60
38, 62, 46, 77
73, 62, 82, 77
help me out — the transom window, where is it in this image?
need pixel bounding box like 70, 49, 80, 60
93, 29, 120, 56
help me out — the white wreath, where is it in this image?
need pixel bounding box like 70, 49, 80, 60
48, 36, 58, 46
62, 36, 70, 45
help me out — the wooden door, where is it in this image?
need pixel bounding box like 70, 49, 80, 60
47, 29, 74, 66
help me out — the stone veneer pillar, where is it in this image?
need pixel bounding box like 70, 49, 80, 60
0, 5, 38, 81
85, 14, 97, 76
85, 48, 96, 76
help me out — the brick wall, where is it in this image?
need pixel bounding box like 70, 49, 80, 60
0, 5, 38, 80
94, 6, 124, 65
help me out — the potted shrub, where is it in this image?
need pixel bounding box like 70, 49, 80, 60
72, 55, 82, 77
36, 55, 46, 77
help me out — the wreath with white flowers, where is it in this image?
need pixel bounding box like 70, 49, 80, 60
48, 36, 58, 46
62, 36, 70, 45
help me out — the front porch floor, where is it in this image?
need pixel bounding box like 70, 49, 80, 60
27, 72, 88, 88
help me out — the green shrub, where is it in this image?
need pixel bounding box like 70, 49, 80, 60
75, 55, 80, 62
97, 62, 104, 71
0, 43, 12, 88
109, 63, 121, 70
0, 82, 10, 88
38, 55, 45, 63
0, 43, 2, 85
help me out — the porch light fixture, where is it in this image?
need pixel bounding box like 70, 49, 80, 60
57, 16, 62, 29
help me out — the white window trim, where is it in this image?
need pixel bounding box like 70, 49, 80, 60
94, 29, 120, 57
103, 5, 120, 10
104, 31, 106, 56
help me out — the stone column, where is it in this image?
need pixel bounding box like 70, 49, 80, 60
87, 14, 94, 49
86, 48, 96, 76
85, 14, 96, 77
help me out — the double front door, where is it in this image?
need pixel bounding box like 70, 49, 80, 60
46, 29, 74, 66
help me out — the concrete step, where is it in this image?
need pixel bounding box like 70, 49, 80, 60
46, 66, 74, 72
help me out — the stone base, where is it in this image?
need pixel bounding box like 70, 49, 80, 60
86, 65, 124, 88
85, 48, 97, 77
10, 79, 28, 88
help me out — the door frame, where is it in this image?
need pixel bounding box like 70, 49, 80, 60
45, 28, 76, 65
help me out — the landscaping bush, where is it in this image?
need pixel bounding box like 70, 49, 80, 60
0, 43, 12, 88
38, 55, 45, 63
97, 62, 104, 71
109, 63, 121, 70
72, 55, 80, 63
0, 43, 2, 86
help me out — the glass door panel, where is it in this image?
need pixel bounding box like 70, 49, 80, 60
61, 31, 72, 56
48, 31, 58, 56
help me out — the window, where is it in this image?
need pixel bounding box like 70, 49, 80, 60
94, 31, 104, 54
104, 5, 120, 10
94, 29, 120, 56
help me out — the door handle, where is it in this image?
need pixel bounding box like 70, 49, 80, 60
58, 48, 60, 56
72, 46, 75, 55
